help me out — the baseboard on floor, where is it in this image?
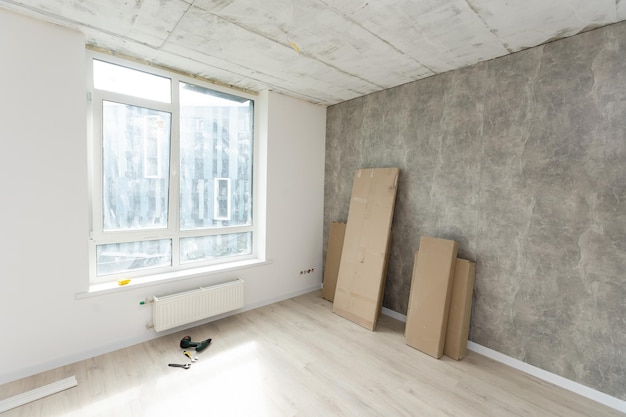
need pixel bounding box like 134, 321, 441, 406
380, 307, 626, 414
0, 376, 77, 413
380, 306, 408, 322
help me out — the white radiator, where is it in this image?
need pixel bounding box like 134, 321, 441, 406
152, 278, 244, 332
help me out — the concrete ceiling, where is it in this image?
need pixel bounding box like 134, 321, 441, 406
2, 0, 625, 105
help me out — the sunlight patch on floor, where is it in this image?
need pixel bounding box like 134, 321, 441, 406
62, 341, 269, 417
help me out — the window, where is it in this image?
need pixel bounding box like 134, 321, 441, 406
89, 55, 256, 283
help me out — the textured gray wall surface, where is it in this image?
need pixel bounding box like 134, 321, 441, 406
324, 23, 626, 400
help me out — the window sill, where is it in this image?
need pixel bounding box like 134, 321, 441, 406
75, 258, 271, 299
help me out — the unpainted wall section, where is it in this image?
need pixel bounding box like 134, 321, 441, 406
324, 22, 626, 400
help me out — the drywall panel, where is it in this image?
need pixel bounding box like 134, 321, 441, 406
322, 221, 346, 302
333, 167, 399, 330
444, 258, 476, 360
405, 237, 458, 358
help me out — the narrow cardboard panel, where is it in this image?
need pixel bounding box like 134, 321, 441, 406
444, 258, 476, 360
322, 222, 347, 302
405, 237, 458, 358
333, 167, 399, 330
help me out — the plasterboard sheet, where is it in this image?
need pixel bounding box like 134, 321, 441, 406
333, 167, 399, 330
405, 237, 458, 358
444, 258, 476, 360
322, 221, 347, 302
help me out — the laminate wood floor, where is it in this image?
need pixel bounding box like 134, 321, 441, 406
1, 291, 623, 417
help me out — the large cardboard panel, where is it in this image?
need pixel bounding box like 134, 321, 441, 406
444, 258, 476, 360
322, 221, 347, 302
405, 237, 458, 358
333, 167, 399, 330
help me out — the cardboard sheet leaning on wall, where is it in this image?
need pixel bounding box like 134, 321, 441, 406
405, 237, 458, 358
333, 167, 399, 331
322, 221, 346, 302
404, 248, 476, 360
444, 258, 476, 360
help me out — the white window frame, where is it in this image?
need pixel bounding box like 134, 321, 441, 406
87, 51, 261, 285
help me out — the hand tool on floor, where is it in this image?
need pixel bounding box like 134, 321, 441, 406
168, 363, 191, 369
183, 351, 198, 362
180, 336, 212, 352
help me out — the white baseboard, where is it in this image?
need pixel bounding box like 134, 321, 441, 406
379, 308, 626, 414
466, 342, 626, 413
381, 306, 407, 322
0, 376, 77, 413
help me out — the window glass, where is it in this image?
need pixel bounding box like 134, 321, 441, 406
180, 232, 252, 264
179, 82, 253, 231
101, 101, 172, 231
93, 59, 171, 103
96, 239, 172, 276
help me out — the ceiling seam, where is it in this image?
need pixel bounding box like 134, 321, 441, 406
462, 0, 513, 53
318, 0, 437, 75
155, 0, 196, 49
191, 4, 385, 90
168, 37, 360, 102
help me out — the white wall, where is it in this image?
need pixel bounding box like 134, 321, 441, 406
0, 8, 327, 384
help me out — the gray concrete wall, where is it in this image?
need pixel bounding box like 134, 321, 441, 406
324, 22, 626, 400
